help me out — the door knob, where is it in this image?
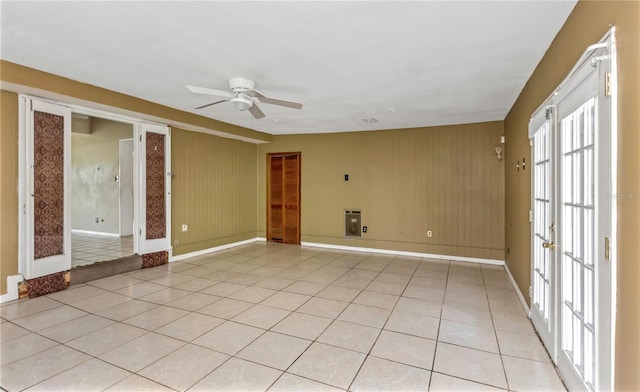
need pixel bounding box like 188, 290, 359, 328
542, 241, 556, 250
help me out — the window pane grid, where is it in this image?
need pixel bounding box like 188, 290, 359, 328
560, 97, 596, 390
532, 124, 551, 320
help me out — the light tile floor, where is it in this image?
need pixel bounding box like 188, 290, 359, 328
0, 242, 566, 391
72, 232, 134, 267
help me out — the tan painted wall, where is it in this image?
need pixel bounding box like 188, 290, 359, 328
504, 1, 640, 390
258, 122, 505, 260
171, 128, 258, 255
71, 118, 133, 233
0, 90, 19, 294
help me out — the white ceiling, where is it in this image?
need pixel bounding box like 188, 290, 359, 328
1, 1, 576, 135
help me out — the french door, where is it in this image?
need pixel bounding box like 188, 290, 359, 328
135, 123, 172, 255
20, 99, 72, 279
530, 107, 556, 355
530, 31, 614, 391
19, 98, 172, 281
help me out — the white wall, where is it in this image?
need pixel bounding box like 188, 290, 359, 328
71, 117, 132, 234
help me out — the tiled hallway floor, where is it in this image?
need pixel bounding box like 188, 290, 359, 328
72, 233, 134, 267
1, 242, 566, 391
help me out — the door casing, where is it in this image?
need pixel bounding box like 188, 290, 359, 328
119, 139, 134, 237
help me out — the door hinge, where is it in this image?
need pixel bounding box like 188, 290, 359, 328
139, 229, 142, 236
528, 286, 532, 299
604, 236, 611, 260
528, 210, 533, 222
139, 135, 142, 142
605, 72, 612, 96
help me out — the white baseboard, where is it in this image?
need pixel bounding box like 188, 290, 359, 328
71, 229, 120, 237
300, 241, 505, 266
169, 237, 505, 269
170, 238, 262, 262
504, 261, 531, 316
0, 275, 24, 303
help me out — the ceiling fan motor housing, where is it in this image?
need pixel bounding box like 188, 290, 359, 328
229, 77, 256, 92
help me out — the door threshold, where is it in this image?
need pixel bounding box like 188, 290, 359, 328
70, 254, 142, 285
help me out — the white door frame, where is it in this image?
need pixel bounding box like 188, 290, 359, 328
119, 139, 134, 237
18, 95, 172, 278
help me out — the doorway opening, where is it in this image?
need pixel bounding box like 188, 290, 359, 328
18, 96, 172, 294
70, 115, 134, 267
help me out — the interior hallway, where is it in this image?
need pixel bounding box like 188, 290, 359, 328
1, 242, 564, 391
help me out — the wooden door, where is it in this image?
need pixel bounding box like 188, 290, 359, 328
267, 153, 301, 244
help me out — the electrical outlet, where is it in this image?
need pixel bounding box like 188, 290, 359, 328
362, 226, 367, 233
181, 224, 188, 232
427, 230, 433, 238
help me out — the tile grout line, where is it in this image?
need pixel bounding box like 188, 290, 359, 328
2, 244, 544, 391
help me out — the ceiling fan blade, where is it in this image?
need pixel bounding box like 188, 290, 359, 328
194, 99, 228, 109
248, 103, 266, 119
186, 85, 233, 98
249, 89, 303, 110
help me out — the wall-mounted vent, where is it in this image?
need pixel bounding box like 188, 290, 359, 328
345, 210, 362, 238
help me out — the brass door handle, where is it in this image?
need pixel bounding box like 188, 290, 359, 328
542, 241, 556, 250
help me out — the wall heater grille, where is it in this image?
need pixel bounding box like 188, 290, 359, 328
345, 210, 362, 238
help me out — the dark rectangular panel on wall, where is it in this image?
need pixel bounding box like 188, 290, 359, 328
146, 132, 166, 239
33, 111, 65, 259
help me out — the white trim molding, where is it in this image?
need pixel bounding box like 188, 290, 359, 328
71, 229, 121, 238
170, 238, 262, 262
504, 262, 531, 316
0, 275, 24, 303
301, 241, 505, 266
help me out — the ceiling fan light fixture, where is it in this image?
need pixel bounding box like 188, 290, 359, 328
231, 95, 253, 111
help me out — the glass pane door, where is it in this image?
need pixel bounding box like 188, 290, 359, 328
530, 29, 614, 391
530, 116, 556, 355
560, 97, 597, 389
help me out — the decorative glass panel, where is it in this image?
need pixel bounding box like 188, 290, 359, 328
33, 111, 65, 259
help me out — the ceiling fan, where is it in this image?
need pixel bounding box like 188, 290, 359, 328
186, 77, 303, 119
